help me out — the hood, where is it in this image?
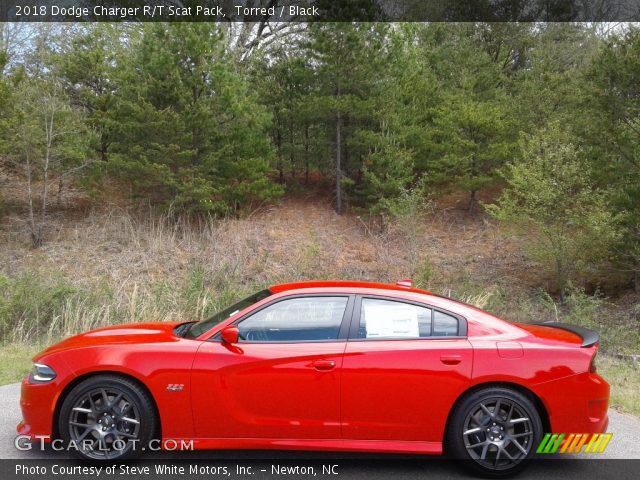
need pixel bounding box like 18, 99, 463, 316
37, 322, 184, 357
515, 322, 599, 348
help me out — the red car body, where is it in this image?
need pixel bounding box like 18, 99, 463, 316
18, 280, 609, 457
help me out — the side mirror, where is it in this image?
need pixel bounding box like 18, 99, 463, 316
221, 326, 239, 344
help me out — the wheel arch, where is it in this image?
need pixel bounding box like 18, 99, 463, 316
444, 381, 550, 450
52, 370, 161, 440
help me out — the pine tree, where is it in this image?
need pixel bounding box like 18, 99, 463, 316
306, 20, 388, 213
587, 27, 640, 290
56, 24, 131, 162
109, 23, 282, 214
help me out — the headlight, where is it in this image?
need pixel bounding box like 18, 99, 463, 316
29, 363, 56, 383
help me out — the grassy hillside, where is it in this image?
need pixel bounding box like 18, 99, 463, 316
1, 184, 638, 414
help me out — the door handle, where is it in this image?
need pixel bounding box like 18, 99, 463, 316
312, 360, 336, 371
440, 355, 462, 365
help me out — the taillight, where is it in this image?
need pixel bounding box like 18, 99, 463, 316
589, 349, 598, 373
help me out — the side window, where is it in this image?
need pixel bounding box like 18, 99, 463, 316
433, 310, 459, 336
357, 298, 432, 339
237, 297, 348, 342
356, 298, 460, 339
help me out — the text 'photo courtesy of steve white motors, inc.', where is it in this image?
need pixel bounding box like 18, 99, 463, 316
13, 463, 340, 477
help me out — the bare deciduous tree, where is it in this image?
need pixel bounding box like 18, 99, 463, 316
12, 74, 90, 247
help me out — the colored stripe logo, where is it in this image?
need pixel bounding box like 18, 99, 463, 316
537, 433, 612, 454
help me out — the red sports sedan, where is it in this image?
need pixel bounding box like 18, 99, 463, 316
18, 280, 609, 475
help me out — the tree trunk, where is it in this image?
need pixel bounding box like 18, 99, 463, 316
336, 109, 342, 215
100, 140, 108, 161
290, 152, 296, 181
304, 124, 310, 185
25, 148, 39, 248
32, 99, 55, 248
468, 190, 476, 214
275, 129, 284, 183
557, 258, 567, 304
343, 116, 350, 173
289, 121, 296, 180
335, 81, 342, 215
57, 177, 64, 207
468, 153, 478, 214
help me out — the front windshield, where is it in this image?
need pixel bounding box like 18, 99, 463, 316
184, 289, 272, 339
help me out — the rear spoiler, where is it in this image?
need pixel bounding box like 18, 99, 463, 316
533, 322, 600, 348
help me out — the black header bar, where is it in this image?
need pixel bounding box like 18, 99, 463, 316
1, 0, 640, 22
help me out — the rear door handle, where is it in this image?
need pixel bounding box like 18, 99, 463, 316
312, 360, 336, 371
440, 355, 462, 365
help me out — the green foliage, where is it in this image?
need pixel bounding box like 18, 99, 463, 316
419, 24, 518, 212
432, 95, 513, 211
413, 258, 437, 291
306, 22, 389, 213
0, 271, 78, 341
251, 52, 319, 183
382, 183, 432, 265
539, 285, 603, 329
0, 343, 44, 384
2, 22, 640, 299
55, 24, 127, 162
353, 130, 415, 213
488, 126, 621, 299
597, 356, 640, 417
0, 263, 259, 344
105, 23, 282, 214
8, 75, 90, 176
586, 27, 640, 287
513, 24, 599, 130
539, 285, 639, 353
2, 32, 93, 246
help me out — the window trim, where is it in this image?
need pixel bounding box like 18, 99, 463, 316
210, 294, 355, 344
348, 294, 468, 341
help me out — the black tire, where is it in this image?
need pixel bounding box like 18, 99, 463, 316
58, 374, 157, 460
446, 387, 543, 478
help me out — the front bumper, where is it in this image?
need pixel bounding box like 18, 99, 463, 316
17, 375, 64, 440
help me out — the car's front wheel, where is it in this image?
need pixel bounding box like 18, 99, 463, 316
58, 374, 157, 460
447, 387, 543, 477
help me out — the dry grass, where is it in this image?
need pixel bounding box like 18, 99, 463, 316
0, 193, 537, 342
0, 189, 639, 420
0, 185, 638, 347
598, 356, 640, 417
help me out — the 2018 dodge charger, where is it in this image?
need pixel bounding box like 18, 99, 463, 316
18, 280, 609, 475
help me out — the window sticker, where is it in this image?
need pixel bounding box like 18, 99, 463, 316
365, 303, 419, 338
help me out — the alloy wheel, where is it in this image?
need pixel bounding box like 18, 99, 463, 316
67, 386, 141, 460
462, 397, 534, 471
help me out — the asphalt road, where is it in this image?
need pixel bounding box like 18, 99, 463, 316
1, 382, 639, 480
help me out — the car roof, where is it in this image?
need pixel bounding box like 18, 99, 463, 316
268, 280, 432, 296
266, 281, 513, 331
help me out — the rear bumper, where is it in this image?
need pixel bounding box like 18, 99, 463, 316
534, 372, 610, 434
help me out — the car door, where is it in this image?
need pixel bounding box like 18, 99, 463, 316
191, 295, 354, 440
341, 296, 473, 442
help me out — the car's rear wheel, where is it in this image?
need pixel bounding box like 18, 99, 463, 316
447, 387, 543, 477
58, 375, 156, 460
